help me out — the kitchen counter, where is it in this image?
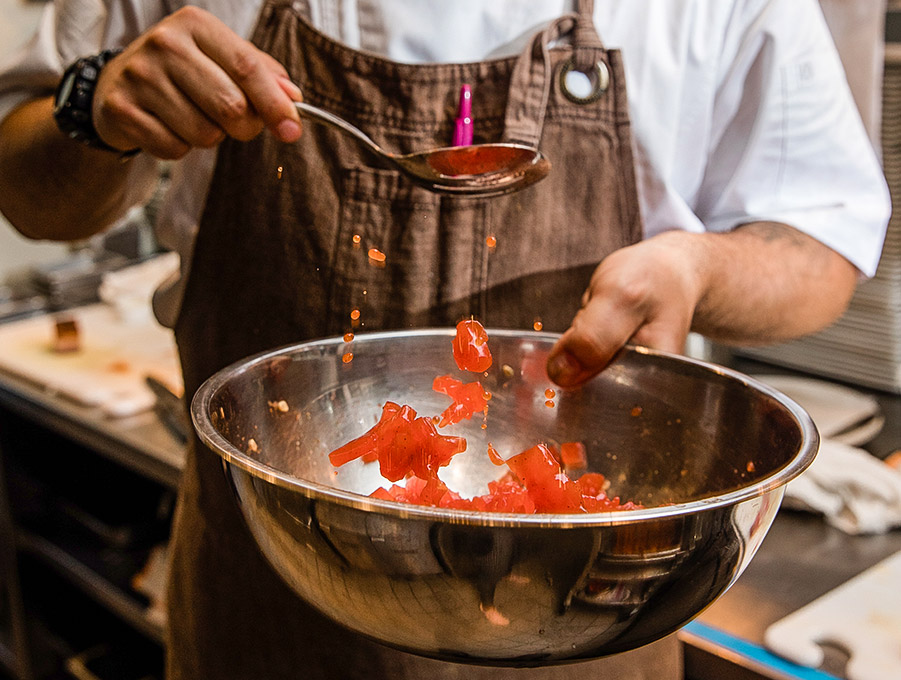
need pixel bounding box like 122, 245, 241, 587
0, 360, 185, 489
0, 343, 898, 680
683, 359, 901, 680
686, 510, 901, 679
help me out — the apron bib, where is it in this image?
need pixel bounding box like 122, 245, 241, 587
168, 1, 679, 677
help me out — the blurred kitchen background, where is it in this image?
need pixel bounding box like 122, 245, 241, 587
1, 2, 901, 680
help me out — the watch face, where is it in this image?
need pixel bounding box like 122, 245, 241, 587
54, 71, 76, 115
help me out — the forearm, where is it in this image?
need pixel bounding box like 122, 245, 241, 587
0, 97, 133, 241
689, 221, 858, 344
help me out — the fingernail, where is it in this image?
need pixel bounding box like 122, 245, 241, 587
280, 77, 303, 99
276, 119, 302, 142
547, 352, 583, 386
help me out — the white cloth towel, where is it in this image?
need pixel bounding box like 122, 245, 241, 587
784, 438, 901, 535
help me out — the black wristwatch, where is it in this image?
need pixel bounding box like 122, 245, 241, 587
53, 48, 139, 157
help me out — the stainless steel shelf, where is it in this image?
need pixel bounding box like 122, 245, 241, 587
16, 531, 164, 646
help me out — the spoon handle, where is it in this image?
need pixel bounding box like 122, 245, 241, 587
294, 101, 387, 159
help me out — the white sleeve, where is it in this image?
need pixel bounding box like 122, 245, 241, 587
0, 3, 72, 125
694, 0, 890, 277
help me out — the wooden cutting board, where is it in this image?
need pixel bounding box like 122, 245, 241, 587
764, 550, 901, 680
0, 303, 183, 418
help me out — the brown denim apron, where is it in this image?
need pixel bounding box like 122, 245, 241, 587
167, 0, 681, 677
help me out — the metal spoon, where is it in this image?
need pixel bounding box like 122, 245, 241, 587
295, 101, 550, 197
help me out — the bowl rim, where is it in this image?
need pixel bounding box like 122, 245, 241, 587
190, 329, 819, 528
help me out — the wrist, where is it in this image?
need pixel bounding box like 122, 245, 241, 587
53, 49, 140, 159
645, 230, 710, 313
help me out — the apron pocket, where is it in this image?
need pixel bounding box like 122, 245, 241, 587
330, 166, 489, 333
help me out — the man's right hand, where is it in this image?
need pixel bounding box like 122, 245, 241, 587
93, 6, 303, 159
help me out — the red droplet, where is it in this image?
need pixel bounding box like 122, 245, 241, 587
487, 443, 505, 466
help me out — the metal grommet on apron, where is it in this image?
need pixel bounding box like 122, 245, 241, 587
559, 57, 610, 104
166, 0, 679, 677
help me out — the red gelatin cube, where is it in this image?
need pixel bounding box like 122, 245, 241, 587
506, 444, 582, 513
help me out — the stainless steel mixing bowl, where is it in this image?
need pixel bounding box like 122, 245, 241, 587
191, 329, 817, 666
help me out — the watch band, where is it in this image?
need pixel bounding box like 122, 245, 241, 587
53, 48, 139, 157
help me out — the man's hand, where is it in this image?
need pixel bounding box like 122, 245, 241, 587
0, 6, 305, 240
547, 223, 858, 387
94, 6, 303, 158
547, 231, 702, 386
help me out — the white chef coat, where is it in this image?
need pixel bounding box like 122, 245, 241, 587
0, 0, 891, 326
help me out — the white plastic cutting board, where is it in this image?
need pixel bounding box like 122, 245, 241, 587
753, 374, 883, 446
764, 550, 901, 680
0, 303, 183, 417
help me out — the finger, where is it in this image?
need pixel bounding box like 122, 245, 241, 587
133, 13, 267, 142
162, 53, 268, 141
105, 98, 192, 159
96, 74, 225, 156
189, 16, 302, 142
547, 295, 645, 388
273, 74, 304, 140
130, 74, 229, 148
277, 74, 303, 103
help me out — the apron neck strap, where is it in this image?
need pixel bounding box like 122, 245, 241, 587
503, 2, 605, 147
573, 0, 603, 72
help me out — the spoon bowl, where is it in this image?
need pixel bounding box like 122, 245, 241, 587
295, 101, 550, 196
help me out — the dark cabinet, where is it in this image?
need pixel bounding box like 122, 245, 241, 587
0, 374, 184, 680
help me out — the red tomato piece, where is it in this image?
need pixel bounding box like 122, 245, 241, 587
432, 375, 489, 427
576, 472, 608, 497
370, 486, 394, 501
478, 475, 536, 514
370, 475, 467, 508
328, 324, 643, 514
581, 494, 642, 512
329, 401, 467, 482
560, 442, 588, 470
505, 443, 583, 513
452, 319, 493, 373
439, 492, 474, 510
577, 472, 642, 512
378, 410, 467, 482
328, 401, 402, 466
377, 408, 424, 481
401, 476, 429, 502
418, 475, 452, 506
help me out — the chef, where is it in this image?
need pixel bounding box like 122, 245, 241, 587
0, 1, 890, 678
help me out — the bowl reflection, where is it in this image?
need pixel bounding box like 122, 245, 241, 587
191, 330, 816, 666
